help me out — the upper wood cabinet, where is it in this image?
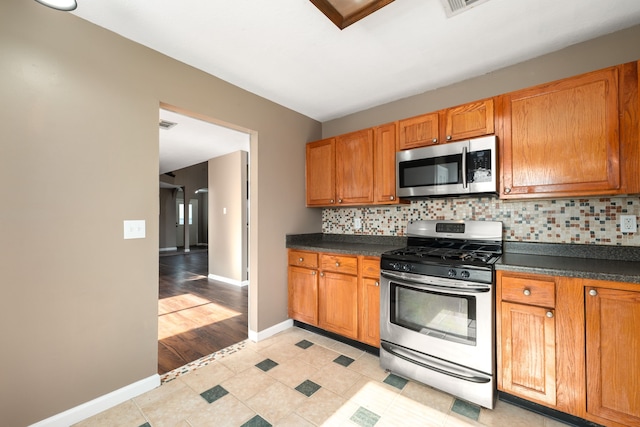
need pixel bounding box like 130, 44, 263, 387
306, 125, 401, 207
398, 99, 495, 150
443, 99, 495, 142
398, 112, 440, 150
374, 122, 398, 204
306, 138, 336, 206
498, 62, 640, 199
335, 129, 375, 205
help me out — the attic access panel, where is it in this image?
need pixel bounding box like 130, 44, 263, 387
310, 0, 395, 29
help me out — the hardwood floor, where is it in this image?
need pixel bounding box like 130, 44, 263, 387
158, 251, 248, 374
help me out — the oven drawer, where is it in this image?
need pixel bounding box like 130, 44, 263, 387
501, 275, 555, 308
321, 254, 358, 275
288, 250, 319, 269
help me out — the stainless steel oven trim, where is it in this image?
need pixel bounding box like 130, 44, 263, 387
381, 270, 492, 292
380, 341, 491, 384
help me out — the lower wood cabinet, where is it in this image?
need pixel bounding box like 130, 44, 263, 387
287, 249, 380, 347
497, 270, 640, 427
585, 283, 640, 426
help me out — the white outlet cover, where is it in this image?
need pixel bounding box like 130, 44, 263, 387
124, 220, 146, 239
620, 215, 637, 233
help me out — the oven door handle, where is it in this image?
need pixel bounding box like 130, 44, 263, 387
381, 341, 491, 384
381, 271, 490, 293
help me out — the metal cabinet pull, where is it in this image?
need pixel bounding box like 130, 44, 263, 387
432, 138, 438, 144
320, 272, 324, 277
375, 281, 379, 287
390, 196, 395, 200
546, 311, 554, 318
335, 262, 340, 267
330, 199, 335, 204
523, 289, 531, 296
589, 289, 598, 297
338, 199, 343, 203
298, 257, 303, 262
446, 135, 452, 141
311, 271, 316, 275
504, 188, 512, 194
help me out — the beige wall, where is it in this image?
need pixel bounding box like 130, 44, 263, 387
0, 1, 321, 425
323, 24, 640, 137
209, 151, 248, 282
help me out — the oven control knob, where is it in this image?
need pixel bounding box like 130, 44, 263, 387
448, 269, 457, 277
402, 264, 412, 272
460, 271, 470, 279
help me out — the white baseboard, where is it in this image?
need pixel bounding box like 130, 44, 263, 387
30, 374, 160, 427
159, 247, 178, 252
208, 273, 249, 287
248, 319, 293, 342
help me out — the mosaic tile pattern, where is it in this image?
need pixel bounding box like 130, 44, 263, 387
322, 196, 640, 246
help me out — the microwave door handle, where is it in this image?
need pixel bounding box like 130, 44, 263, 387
462, 146, 468, 188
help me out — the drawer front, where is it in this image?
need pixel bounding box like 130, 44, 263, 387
501, 275, 555, 308
288, 250, 319, 269
362, 257, 381, 279
321, 254, 358, 275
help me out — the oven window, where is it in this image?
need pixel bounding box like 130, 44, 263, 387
391, 283, 477, 346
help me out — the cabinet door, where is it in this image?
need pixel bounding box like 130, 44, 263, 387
288, 266, 318, 325
374, 123, 398, 204
335, 129, 374, 205
500, 301, 556, 406
319, 271, 358, 339
306, 138, 335, 206
500, 67, 620, 198
585, 286, 640, 426
443, 99, 494, 142
398, 112, 440, 150
359, 277, 380, 347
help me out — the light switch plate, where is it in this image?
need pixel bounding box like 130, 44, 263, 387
124, 220, 146, 239
620, 215, 637, 233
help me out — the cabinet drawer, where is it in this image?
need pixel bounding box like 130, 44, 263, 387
362, 257, 381, 279
502, 275, 555, 307
288, 250, 318, 269
321, 254, 358, 275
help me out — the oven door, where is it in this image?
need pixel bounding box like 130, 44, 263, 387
380, 270, 494, 375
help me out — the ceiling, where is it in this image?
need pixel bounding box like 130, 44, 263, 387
70, 0, 640, 173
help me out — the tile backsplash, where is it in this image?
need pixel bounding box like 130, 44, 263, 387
322, 196, 640, 246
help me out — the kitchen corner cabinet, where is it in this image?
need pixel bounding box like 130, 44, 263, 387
287, 249, 381, 347
398, 98, 495, 150
306, 125, 399, 207
306, 138, 336, 206
496, 270, 640, 427
287, 250, 319, 325
498, 62, 640, 199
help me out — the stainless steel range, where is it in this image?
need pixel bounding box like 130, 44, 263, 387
380, 219, 503, 409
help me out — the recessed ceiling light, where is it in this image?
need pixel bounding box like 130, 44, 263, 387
34, 0, 78, 11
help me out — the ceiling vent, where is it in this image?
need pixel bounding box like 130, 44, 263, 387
441, 0, 491, 17
159, 119, 178, 130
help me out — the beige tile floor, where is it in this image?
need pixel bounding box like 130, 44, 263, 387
75, 327, 569, 427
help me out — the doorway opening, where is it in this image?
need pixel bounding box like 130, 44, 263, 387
157, 104, 252, 374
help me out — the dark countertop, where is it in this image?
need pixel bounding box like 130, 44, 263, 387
286, 233, 406, 257
497, 242, 640, 284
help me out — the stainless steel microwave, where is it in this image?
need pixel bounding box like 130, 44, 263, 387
396, 135, 497, 198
